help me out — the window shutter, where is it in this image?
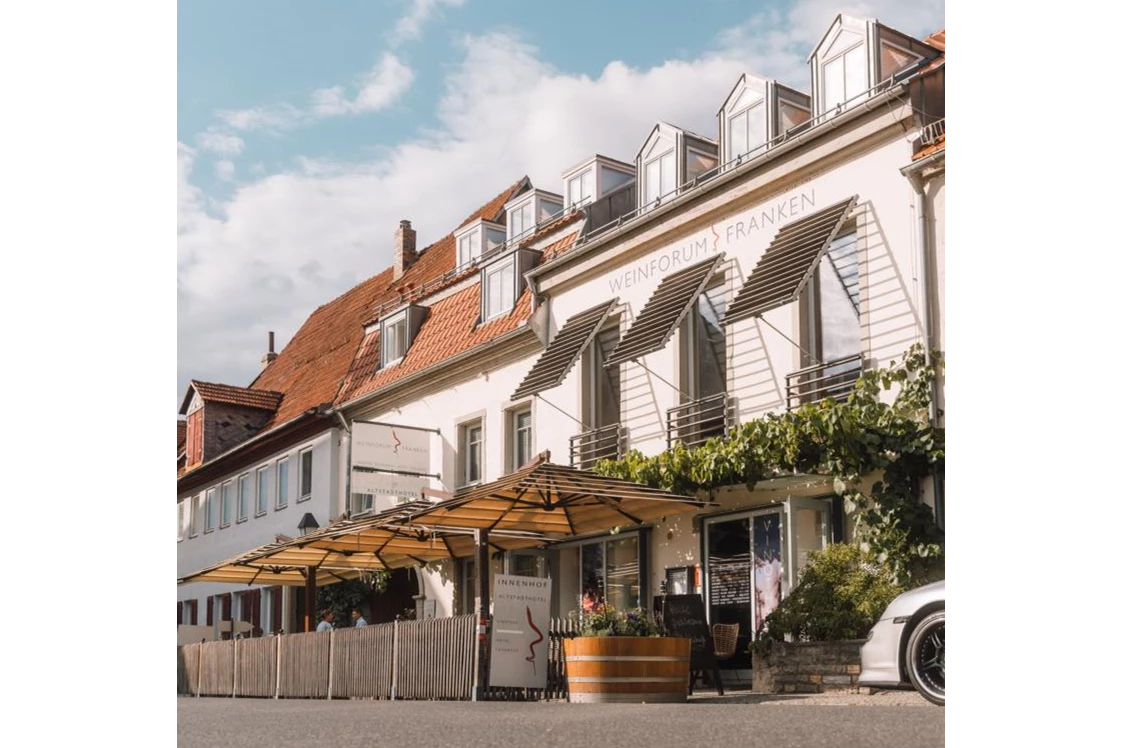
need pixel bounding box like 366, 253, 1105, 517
177, 601, 183, 626
206, 596, 214, 627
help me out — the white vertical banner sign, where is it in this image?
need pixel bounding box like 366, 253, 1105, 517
489, 574, 552, 689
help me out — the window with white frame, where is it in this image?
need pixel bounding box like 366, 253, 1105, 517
191, 494, 202, 537
822, 43, 867, 111
177, 501, 185, 541
382, 312, 408, 367
204, 488, 216, 532
458, 231, 481, 268
507, 406, 532, 472
799, 226, 862, 380
727, 100, 767, 161
256, 466, 269, 516
567, 169, 593, 208
276, 458, 289, 509
353, 492, 375, 515
458, 419, 484, 486
220, 481, 233, 527
643, 151, 676, 206
299, 448, 313, 501
508, 200, 535, 241
237, 472, 251, 522
483, 258, 516, 320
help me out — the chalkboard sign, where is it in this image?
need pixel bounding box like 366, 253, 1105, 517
661, 594, 716, 670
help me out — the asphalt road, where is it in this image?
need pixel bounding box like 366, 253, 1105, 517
178, 692, 944, 748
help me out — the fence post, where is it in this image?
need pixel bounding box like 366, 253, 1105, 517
390, 620, 398, 701
274, 634, 281, 699
196, 643, 202, 698
326, 629, 334, 700
232, 638, 238, 698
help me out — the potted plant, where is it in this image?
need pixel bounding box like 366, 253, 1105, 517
563, 603, 691, 703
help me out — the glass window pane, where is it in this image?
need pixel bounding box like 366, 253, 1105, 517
606, 536, 639, 610
844, 45, 866, 101
580, 543, 604, 610
880, 42, 917, 81
819, 232, 861, 363
824, 56, 844, 109
660, 152, 676, 196
301, 450, 313, 497
706, 517, 752, 664
257, 469, 268, 514
747, 104, 766, 152
277, 460, 288, 507
206, 489, 216, 530
221, 483, 232, 525
792, 505, 829, 577
238, 474, 250, 520
779, 102, 810, 132
729, 111, 748, 159
643, 159, 660, 205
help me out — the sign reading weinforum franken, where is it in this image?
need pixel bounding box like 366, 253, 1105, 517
489, 574, 552, 689
350, 421, 432, 503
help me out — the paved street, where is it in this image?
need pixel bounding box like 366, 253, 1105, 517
178, 691, 943, 748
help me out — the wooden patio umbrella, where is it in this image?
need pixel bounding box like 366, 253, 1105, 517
176, 539, 372, 587
395, 452, 710, 698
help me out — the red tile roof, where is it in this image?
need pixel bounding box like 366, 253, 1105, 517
241, 179, 527, 430
924, 30, 945, 51
187, 380, 284, 412
912, 138, 946, 161
336, 230, 579, 407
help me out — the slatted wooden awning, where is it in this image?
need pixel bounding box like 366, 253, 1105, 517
399, 454, 708, 537
177, 503, 550, 587
177, 541, 371, 587
603, 254, 724, 366
723, 196, 858, 323
510, 298, 617, 401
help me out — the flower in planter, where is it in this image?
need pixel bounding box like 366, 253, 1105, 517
569, 603, 662, 638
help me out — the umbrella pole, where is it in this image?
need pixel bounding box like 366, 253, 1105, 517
305, 566, 317, 633
472, 528, 490, 701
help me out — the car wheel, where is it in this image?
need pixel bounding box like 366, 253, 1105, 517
905, 609, 945, 706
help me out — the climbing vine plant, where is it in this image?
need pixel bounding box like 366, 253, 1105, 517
593, 343, 944, 588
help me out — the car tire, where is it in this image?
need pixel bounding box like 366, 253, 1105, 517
905, 609, 945, 706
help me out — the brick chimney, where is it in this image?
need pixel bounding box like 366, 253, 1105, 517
394, 219, 417, 280
261, 331, 278, 370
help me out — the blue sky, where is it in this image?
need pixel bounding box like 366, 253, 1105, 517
177, 0, 944, 405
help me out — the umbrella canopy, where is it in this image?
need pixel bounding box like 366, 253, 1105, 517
177, 539, 370, 587
400, 454, 709, 537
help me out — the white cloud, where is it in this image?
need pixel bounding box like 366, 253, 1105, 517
198, 130, 245, 156
393, 0, 466, 44
178, 0, 943, 400
215, 160, 236, 181
311, 53, 415, 116
216, 102, 306, 132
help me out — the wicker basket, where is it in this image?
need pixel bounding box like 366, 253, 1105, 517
711, 623, 740, 660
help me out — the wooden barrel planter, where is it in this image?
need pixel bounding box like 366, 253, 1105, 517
563, 637, 691, 703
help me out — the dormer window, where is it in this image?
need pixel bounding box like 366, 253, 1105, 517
719, 75, 811, 163
483, 258, 516, 320
722, 81, 767, 162
562, 155, 635, 211
505, 189, 563, 243
643, 150, 675, 206
480, 247, 539, 322
810, 16, 938, 118
636, 124, 718, 212
455, 218, 506, 269
378, 305, 429, 368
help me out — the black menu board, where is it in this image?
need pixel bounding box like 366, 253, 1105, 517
661, 594, 716, 670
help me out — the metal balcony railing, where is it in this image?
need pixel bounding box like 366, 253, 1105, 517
919, 117, 945, 146
569, 424, 626, 470
785, 354, 864, 410
666, 393, 733, 449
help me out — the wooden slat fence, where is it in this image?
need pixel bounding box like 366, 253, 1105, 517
236, 637, 277, 697
278, 630, 331, 699
330, 623, 395, 699
178, 615, 570, 701
395, 615, 475, 700
199, 639, 235, 696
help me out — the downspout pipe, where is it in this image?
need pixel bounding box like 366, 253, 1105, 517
902, 154, 944, 531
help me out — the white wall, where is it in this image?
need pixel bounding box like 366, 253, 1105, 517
177, 428, 340, 604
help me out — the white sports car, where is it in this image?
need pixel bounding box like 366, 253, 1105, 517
858, 579, 945, 706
